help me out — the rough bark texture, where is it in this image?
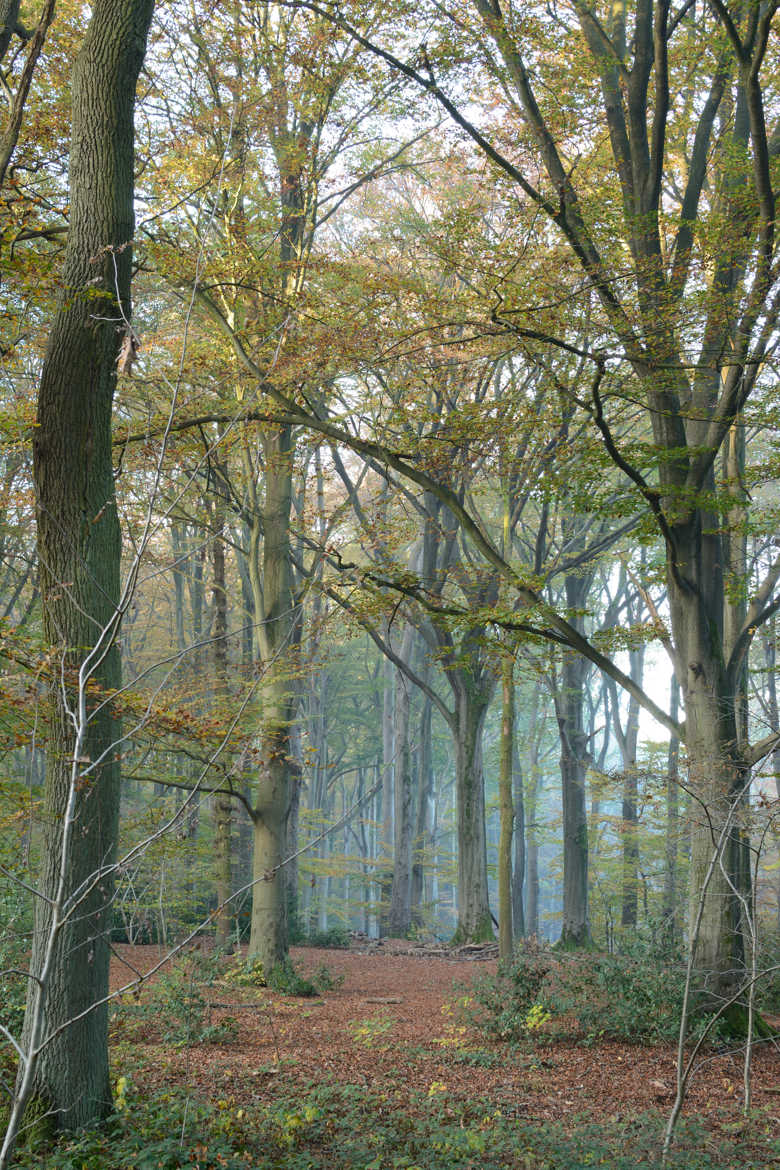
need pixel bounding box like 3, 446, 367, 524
23, 0, 153, 1131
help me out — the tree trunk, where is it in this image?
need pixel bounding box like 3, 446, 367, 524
662, 674, 680, 941
552, 559, 593, 948
511, 733, 526, 940
555, 647, 591, 947
607, 623, 643, 931
525, 687, 541, 938
284, 728, 302, 936
498, 651, 515, 960
212, 479, 233, 950
669, 512, 749, 1001
683, 677, 747, 999
451, 677, 493, 943
388, 633, 415, 936
411, 694, 433, 926
19, 0, 152, 1135
248, 425, 298, 968
554, 655, 591, 945
379, 647, 394, 935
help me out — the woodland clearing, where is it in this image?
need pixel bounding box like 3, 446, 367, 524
11, 940, 778, 1169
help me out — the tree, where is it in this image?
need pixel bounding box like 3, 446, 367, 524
287, 0, 780, 1005
8, 0, 153, 1144
0, 0, 56, 190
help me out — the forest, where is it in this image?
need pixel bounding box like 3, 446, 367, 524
1, 0, 779, 1166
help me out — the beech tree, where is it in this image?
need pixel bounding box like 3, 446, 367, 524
282, 0, 780, 1007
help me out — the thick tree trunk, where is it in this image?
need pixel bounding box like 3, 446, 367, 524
18, 0, 152, 1136
760, 629, 780, 929
555, 648, 591, 947
411, 695, 433, 925
619, 680, 641, 930
284, 729, 302, 935
511, 734, 526, 940
379, 648, 394, 935
388, 637, 414, 935
684, 683, 747, 998
607, 632, 643, 930
525, 688, 541, 938
248, 426, 299, 968
451, 678, 493, 943
553, 563, 593, 948
669, 510, 749, 1001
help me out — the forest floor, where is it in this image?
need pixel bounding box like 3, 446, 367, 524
92, 940, 780, 1169
14, 939, 779, 1168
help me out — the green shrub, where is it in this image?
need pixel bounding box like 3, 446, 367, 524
465, 948, 552, 1041
305, 925, 350, 949
467, 939, 691, 1045
224, 958, 267, 987
266, 958, 319, 997
551, 950, 687, 1043
223, 955, 343, 997
310, 961, 344, 992
117, 961, 236, 1046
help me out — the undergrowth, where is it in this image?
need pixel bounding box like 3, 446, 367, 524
224, 956, 343, 997
114, 962, 239, 1046
8, 1078, 778, 1169
464, 939, 715, 1046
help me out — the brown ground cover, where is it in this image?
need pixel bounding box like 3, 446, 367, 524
108, 940, 780, 1133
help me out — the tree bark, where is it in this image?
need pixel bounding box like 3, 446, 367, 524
511, 730, 526, 940
20, 0, 153, 1133
525, 685, 541, 938
662, 674, 680, 941
498, 650, 515, 960
450, 674, 493, 942
248, 426, 299, 968
379, 646, 394, 935
212, 480, 232, 950
554, 592, 592, 948
388, 629, 415, 935
411, 693, 433, 926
